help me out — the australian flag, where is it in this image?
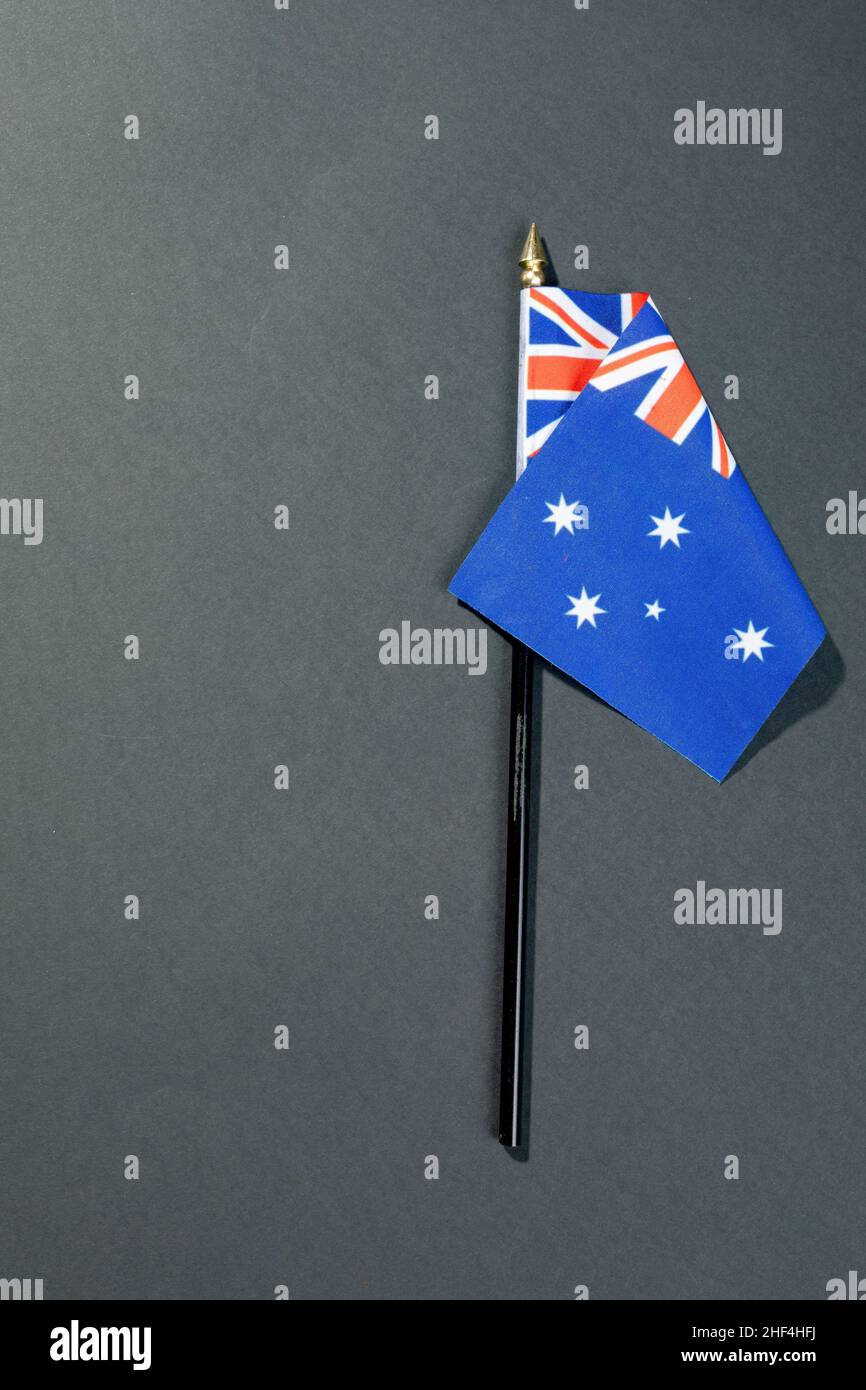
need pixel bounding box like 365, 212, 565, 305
450, 289, 825, 780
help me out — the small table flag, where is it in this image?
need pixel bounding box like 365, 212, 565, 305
450, 291, 825, 780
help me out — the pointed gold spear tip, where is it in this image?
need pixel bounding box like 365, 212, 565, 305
519, 221, 548, 287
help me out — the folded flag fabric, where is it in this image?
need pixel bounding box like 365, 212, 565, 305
450, 290, 825, 780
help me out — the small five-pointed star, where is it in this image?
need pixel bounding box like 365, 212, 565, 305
731, 621, 774, 662
648, 507, 689, 549
644, 599, 665, 620
543, 493, 584, 536
565, 587, 606, 629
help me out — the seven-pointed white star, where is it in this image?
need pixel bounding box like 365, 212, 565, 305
644, 600, 665, 620
565, 587, 606, 629
731, 621, 774, 662
543, 493, 584, 536
648, 507, 689, 549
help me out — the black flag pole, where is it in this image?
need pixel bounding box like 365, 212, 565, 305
498, 224, 548, 1149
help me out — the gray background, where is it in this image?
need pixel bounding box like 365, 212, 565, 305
0, 0, 863, 1301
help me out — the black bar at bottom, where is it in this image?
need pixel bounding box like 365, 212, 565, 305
3, 1298, 857, 1364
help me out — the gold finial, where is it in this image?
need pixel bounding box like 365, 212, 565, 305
519, 222, 548, 287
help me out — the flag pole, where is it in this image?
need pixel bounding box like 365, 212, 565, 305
498, 223, 548, 1149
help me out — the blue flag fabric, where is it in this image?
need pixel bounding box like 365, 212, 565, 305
449, 292, 825, 780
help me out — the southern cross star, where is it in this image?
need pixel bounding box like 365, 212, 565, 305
565, 588, 606, 629
648, 507, 689, 549
644, 600, 665, 620
731, 621, 774, 662
543, 494, 584, 536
